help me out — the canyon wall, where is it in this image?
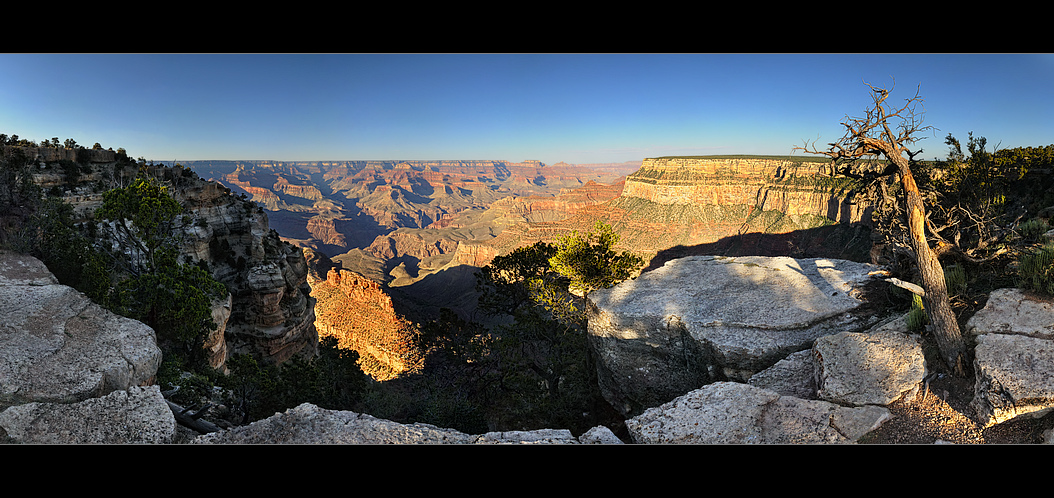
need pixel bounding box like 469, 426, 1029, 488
484, 156, 875, 259
170, 174, 319, 367
621, 157, 869, 223
2, 146, 116, 164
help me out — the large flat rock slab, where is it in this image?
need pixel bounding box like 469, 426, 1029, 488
0, 251, 162, 408
587, 255, 883, 417
192, 403, 622, 444
814, 327, 926, 406
966, 288, 1054, 339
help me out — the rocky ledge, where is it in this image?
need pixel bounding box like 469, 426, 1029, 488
967, 288, 1054, 428
0, 251, 170, 443
587, 254, 885, 417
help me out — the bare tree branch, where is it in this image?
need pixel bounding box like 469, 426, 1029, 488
795, 79, 969, 376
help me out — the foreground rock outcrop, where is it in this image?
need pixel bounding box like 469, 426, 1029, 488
191, 402, 622, 444
587, 254, 884, 417
626, 381, 891, 444
0, 251, 162, 408
0, 251, 173, 443
6, 248, 1051, 444
0, 386, 173, 444
967, 288, 1054, 428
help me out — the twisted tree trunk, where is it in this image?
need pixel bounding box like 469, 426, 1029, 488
888, 153, 968, 376
794, 82, 970, 376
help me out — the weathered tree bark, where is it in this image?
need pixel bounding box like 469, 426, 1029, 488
166, 400, 221, 435
795, 81, 969, 376
887, 152, 968, 376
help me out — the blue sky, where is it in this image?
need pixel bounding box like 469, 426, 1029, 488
1, 53, 1051, 165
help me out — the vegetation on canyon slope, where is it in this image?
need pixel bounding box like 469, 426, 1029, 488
353, 222, 643, 434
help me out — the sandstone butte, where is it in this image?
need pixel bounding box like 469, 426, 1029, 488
307, 258, 423, 381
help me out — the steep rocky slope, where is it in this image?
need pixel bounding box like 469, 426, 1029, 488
18, 151, 319, 370
303, 248, 421, 380
168, 174, 318, 367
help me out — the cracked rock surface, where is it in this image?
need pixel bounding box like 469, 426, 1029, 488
624, 381, 890, 444
0, 251, 162, 408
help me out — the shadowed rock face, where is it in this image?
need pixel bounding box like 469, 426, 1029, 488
587, 254, 884, 418
172, 177, 318, 366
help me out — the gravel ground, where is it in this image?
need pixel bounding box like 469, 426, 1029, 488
857, 374, 1054, 444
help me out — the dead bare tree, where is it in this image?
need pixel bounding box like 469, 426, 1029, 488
796, 80, 968, 376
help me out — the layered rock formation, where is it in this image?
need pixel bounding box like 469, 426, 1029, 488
171, 175, 318, 366
620, 157, 869, 224
485, 156, 876, 260
2, 145, 116, 165
20, 154, 320, 370
183, 159, 639, 280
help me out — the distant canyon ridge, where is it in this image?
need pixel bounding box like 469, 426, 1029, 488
184, 156, 873, 289
182, 159, 642, 285
182, 156, 877, 377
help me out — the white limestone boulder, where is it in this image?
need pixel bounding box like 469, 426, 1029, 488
968, 288, 1054, 427
587, 255, 884, 417
625, 382, 891, 444
0, 251, 162, 408
0, 386, 174, 444
192, 403, 622, 444
813, 327, 927, 406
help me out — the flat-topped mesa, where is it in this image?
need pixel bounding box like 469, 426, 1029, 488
621, 157, 872, 224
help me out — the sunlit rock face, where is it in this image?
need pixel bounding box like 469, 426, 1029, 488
304, 249, 421, 380
621, 157, 870, 223
587, 254, 884, 418
967, 288, 1054, 428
